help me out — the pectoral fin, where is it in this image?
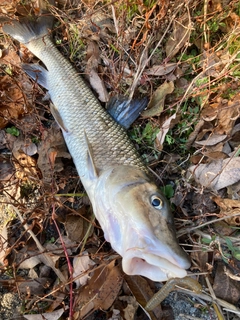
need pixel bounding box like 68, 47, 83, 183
84, 131, 98, 179
107, 96, 148, 129
50, 103, 68, 133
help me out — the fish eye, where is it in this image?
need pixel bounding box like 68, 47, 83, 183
150, 195, 163, 209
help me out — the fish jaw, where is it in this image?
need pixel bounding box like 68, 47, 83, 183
122, 248, 188, 281
93, 165, 191, 282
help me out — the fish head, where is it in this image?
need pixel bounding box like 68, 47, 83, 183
94, 165, 191, 282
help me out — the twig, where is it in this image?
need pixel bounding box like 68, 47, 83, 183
11, 205, 67, 283
128, 2, 185, 100
205, 276, 225, 320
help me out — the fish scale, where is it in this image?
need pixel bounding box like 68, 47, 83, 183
30, 36, 147, 175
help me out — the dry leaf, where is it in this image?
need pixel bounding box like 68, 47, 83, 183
37, 123, 71, 189
141, 82, 174, 118
195, 134, 227, 146
19, 255, 41, 269
155, 113, 176, 151
165, 15, 192, 58
76, 261, 123, 319
23, 308, 64, 320
85, 41, 109, 102
18, 278, 51, 295
188, 157, 240, 191
124, 275, 162, 320
215, 95, 240, 135
213, 262, 240, 304
212, 196, 240, 225
0, 225, 8, 265
73, 252, 95, 288
145, 63, 177, 76
65, 207, 93, 242
88, 69, 109, 102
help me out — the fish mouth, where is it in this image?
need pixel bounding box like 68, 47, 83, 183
122, 248, 189, 282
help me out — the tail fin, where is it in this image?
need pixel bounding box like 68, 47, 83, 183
2, 15, 53, 44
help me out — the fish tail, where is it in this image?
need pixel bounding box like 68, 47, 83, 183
2, 15, 53, 45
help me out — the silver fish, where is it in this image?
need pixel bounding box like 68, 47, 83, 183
3, 15, 190, 281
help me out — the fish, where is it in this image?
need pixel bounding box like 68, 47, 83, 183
2, 13, 191, 282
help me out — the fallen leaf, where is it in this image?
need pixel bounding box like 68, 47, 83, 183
215, 95, 240, 135
0, 75, 28, 129
23, 308, 64, 320
37, 123, 71, 189
155, 113, 176, 151
203, 151, 229, 161
73, 252, 95, 288
124, 275, 162, 320
212, 196, 240, 226
85, 41, 109, 102
18, 277, 52, 295
200, 50, 221, 77
188, 157, 240, 191
213, 262, 240, 304
88, 69, 109, 102
19, 254, 41, 269
165, 15, 192, 58
141, 81, 174, 118
190, 245, 209, 272
64, 207, 92, 243
0, 225, 8, 265
145, 63, 177, 76
195, 134, 227, 146
76, 261, 123, 319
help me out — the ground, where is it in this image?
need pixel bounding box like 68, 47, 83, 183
0, 0, 240, 319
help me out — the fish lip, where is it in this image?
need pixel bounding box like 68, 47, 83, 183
122, 248, 189, 282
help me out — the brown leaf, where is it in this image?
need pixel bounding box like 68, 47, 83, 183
65, 207, 93, 242
0, 75, 28, 129
141, 82, 174, 118
76, 261, 123, 319
212, 196, 240, 226
165, 15, 192, 59
203, 151, 229, 161
190, 245, 209, 272
195, 134, 227, 146
213, 262, 240, 304
124, 275, 162, 320
145, 63, 177, 76
18, 278, 52, 296
37, 123, 71, 189
188, 157, 240, 191
88, 69, 109, 102
85, 41, 109, 102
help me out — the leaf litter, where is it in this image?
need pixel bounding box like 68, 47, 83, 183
0, 0, 240, 319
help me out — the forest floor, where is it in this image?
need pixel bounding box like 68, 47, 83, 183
0, 0, 240, 319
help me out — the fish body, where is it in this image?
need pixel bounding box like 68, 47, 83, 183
3, 16, 190, 281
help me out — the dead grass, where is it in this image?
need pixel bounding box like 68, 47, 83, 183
0, 0, 240, 319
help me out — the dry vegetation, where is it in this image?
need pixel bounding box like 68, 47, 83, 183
0, 0, 240, 319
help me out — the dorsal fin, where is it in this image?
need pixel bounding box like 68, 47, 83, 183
107, 96, 148, 129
